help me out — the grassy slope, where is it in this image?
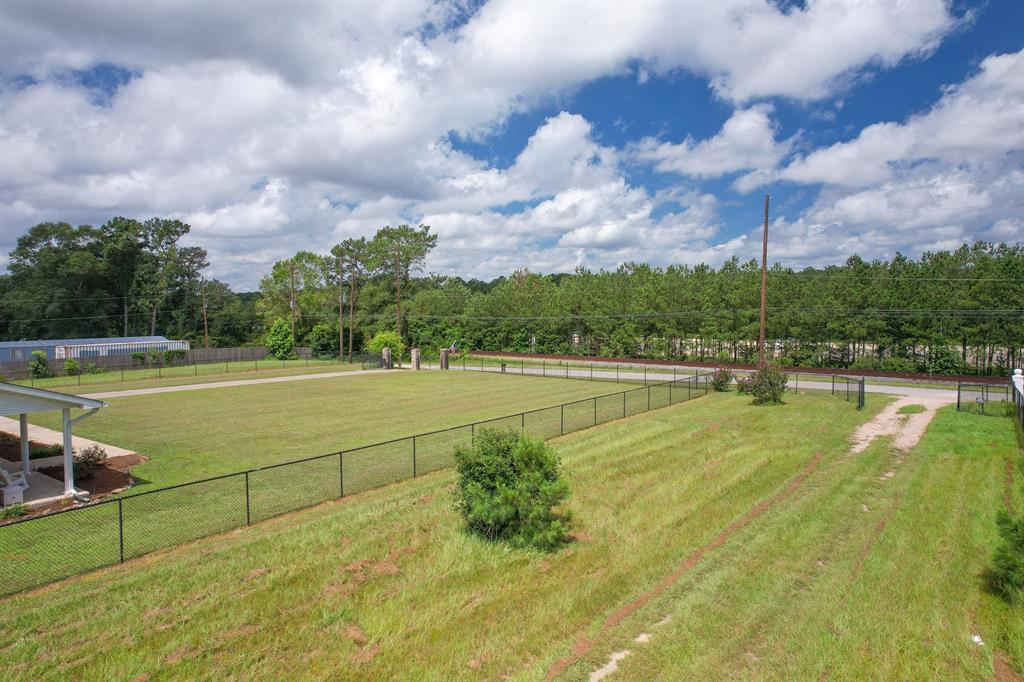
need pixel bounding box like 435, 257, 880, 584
568, 407, 1023, 681
29, 371, 620, 490
2, 391, 895, 681
9, 358, 360, 395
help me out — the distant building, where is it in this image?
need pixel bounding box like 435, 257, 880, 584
0, 336, 190, 363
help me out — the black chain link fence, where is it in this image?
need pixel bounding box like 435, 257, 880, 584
455, 355, 866, 410
0, 360, 871, 596
0, 372, 712, 596
956, 381, 1012, 416
1, 348, 385, 387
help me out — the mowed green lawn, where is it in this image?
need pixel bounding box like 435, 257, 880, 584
30, 371, 623, 490
4, 391, 1017, 680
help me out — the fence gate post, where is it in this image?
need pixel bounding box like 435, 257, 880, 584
647, 385, 651, 411
560, 404, 564, 434
339, 452, 344, 497
956, 383, 961, 410
622, 391, 626, 417
245, 471, 251, 525
412, 436, 417, 477
832, 375, 835, 395
118, 498, 125, 563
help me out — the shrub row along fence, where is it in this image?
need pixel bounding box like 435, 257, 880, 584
2, 349, 384, 387
957, 381, 1013, 416
0, 372, 712, 596
449, 355, 866, 409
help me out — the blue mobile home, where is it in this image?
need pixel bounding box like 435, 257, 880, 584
0, 336, 189, 363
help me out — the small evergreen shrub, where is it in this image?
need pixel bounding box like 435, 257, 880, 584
989, 509, 1024, 603
880, 356, 917, 373
709, 368, 734, 392
365, 330, 406, 361
735, 375, 754, 394
131, 351, 148, 365
306, 323, 338, 357
83, 362, 104, 375
453, 428, 571, 551
265, 319, 296, 360
163, 349, 187, 363
29, 350, 52, 379
63, 358, 81, 376
73, 444, 107, 480
750, 366, 788, 405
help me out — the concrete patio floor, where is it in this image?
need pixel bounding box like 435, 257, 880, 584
1, 460, 72, 508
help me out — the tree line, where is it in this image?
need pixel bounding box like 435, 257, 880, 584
0, 219, 258, 346
2, 218, 1021, 376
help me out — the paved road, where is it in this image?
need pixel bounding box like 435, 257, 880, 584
78, 368, 389, 399
426, 363, 959, 400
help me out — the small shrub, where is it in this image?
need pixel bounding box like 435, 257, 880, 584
709, 368, 734, 392
750, 365, 788, 405
63, 358, 82, 376
147, 349, 163, 366
30, 443, 63, 459
925, 347, 967, 375
453, 428, 571, 551
0, 504, 28, 520
365, 330, 406, 361
880, 356, 917, 373
163, 349, 187, 364
83, 362, 104, 375
265, 319, 296, 360
306, 323, 338, 356
73, 444, 107, 480
131, 351, 148, 365
735, 375, 754, 394
29, 350, 52, 379
716, 350, 732, 362
989, 510, 1024, 603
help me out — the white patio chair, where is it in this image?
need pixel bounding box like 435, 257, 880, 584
0, 466, 29, 490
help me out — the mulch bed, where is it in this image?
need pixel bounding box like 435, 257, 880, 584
38, 453, 147, 499
0, 433, 56, 462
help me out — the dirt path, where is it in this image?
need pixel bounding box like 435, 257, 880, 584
849, 395, 953, 455
546, 451, 826, 681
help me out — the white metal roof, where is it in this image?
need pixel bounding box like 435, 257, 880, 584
0, 382, 108, 416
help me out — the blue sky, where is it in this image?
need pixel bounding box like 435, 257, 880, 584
0, 0, 1021, 288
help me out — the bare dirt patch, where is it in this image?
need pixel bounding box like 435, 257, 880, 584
849, 396, 952, 455
546, 451, 826, 681
995, 651, 1024, 682
352, 643, 380, 664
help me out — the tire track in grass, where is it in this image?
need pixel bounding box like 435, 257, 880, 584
544, 450, 826, 681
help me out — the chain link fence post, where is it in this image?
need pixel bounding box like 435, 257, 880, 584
118, 498, 125, 563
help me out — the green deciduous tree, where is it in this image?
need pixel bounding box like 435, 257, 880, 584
265, 318, 295, 359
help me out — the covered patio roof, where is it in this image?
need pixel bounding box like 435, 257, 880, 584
0, 383, 108, 505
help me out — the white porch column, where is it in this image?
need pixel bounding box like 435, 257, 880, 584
19, 413, 30, 476
62, 407, 75, 494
